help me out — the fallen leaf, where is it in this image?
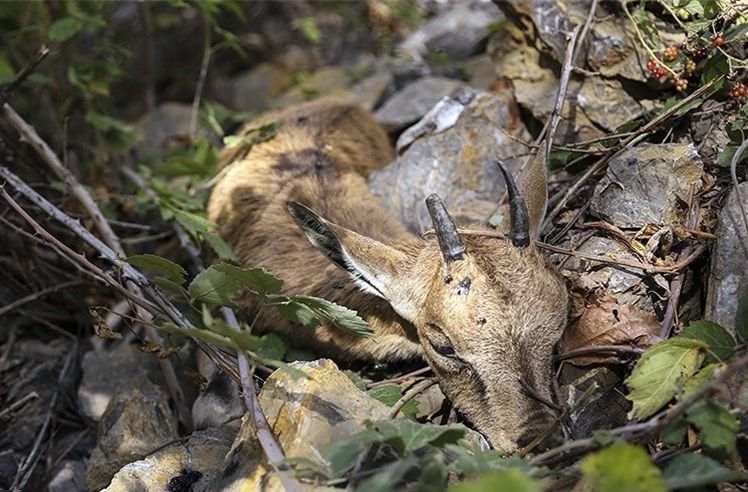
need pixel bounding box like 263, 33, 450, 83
560, 293, 662, 365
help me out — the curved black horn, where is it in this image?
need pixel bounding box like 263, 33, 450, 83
497, 161, 530, 248
425, 194, 465, 262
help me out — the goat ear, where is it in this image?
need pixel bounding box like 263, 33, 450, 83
516, 152, 548, 239
287, 201, 412, 302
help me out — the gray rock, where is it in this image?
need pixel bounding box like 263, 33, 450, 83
77, 344, 159, 421
370, 88, 531, 233
465, 54, 498, 91
373, 76, 467, 132
86, 375, 178, 491
103, 425, 238, 492
398, 0, 502, 60
48, 460, 86, 492
224, 62, 295, 112
706, 182, 748, 336
590, 143, 703, 228
133, 102, 215, 160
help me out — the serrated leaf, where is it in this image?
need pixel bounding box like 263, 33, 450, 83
188, 266, 240, 306
447, 447, 533, 477
580, 443, 666, 492
724, 22, 748, 43
213, 262, 283, 295
626, 338, 707, 419
256, 332, 286, 360
174, 209, 215, 235
322, 427, 383, 476
663, 453, 746, 489
288, 295, 373, 338
204, 231, 238, 261
679, 320, 734, 362
449, 469, 541, 492
127, 253, 187, 284
273, 298, 319, 328
152, 277, 186, 292
367, 385, 419, 420
685, 400, 738, 454
681, 363, 722, 398
736, 286, 748, 344
373, 420, 465, 454
701, 53, 729, 85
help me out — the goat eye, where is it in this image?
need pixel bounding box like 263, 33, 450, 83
432, 342, 456, 358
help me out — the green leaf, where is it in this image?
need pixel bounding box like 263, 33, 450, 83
663, 453, 746, 489
187, 266, 240, 306
213, 263, 283, 296
287, 295, 373, 338
152, 277, 186, 292
273, 298, 319, 328
580, 443, 666, 492
681, 363, 721, 399
660, 417, 687, 446
724, 22, 748, 43
701, 53, 728, 85
685, 400, 738, 454
373, 420, 465, 454
204, 232, 238, 261
48, 17, 82, 42
736, 286, 748, 344
679, 320, 734, 362
290, 17, 321, 43
447, 448, 534, 477
449, 469, 541, 492
322, 427, 383, 476
255, 332, 286, 360
367, 384, 419, 420
126, 254, 187, 285
174, 210, 216, 235
626, 338, 707, 419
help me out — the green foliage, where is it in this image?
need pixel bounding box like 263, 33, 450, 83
663, 453, 747, 490
367, 384, 419, 420
126, 254, 187, 285
448, 470, 541, 492
626, 337, 707, 419
685, 399, 738, 454
579, 443, 667, 492
291, 17, 321, 44
679, 320, 735, 362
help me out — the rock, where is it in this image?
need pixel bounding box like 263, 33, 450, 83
102, 425, 238, 492
464, 54, 498, 91
373, 76, 467, 132
133, 103, 215, 160
590, 143, 703, 228
398, 0, 502, 60
86, 375, 178, 491
215, 359, 392, 491
558, 365, 630, 439
577, 77, 645, 131
706, 182, 748, 336
224, 62, 295, 112
370, 87, 531, 233
77, 343, 160, 421
48, 460, 86, 492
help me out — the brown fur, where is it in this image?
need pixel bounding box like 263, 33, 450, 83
207, 100, 568, 454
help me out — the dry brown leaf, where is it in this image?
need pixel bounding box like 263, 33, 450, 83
559, 292, 662, 366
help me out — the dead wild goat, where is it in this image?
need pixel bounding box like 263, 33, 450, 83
207, 99, 568, 453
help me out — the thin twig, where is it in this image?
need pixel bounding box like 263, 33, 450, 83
189, 11, 212, 142
0, 280, 82, 317
389, 378, 438, 418
0, 44, 49, 106
1, 101, 193, 431
222, 307, 302, 492
0, 391, 38, 420
368, 365, 431, 388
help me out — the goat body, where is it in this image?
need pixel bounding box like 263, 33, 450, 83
207, 99, 568, 454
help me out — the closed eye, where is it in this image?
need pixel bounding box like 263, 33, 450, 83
425, 323, 463, 362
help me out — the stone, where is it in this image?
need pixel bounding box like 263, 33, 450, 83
102, 425, 238, 492
48, 460, 86, 492
706, 182, 748, 336
77, 343, 160, 421
215, 359, 392, 491
224, 62, 295, 112
398, 0, 502, 60
370, 87, 532, 233
86, 375, 178, 491
590, 143, 703, 228
373, 76, 467, 132
133, 103, 215, 160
